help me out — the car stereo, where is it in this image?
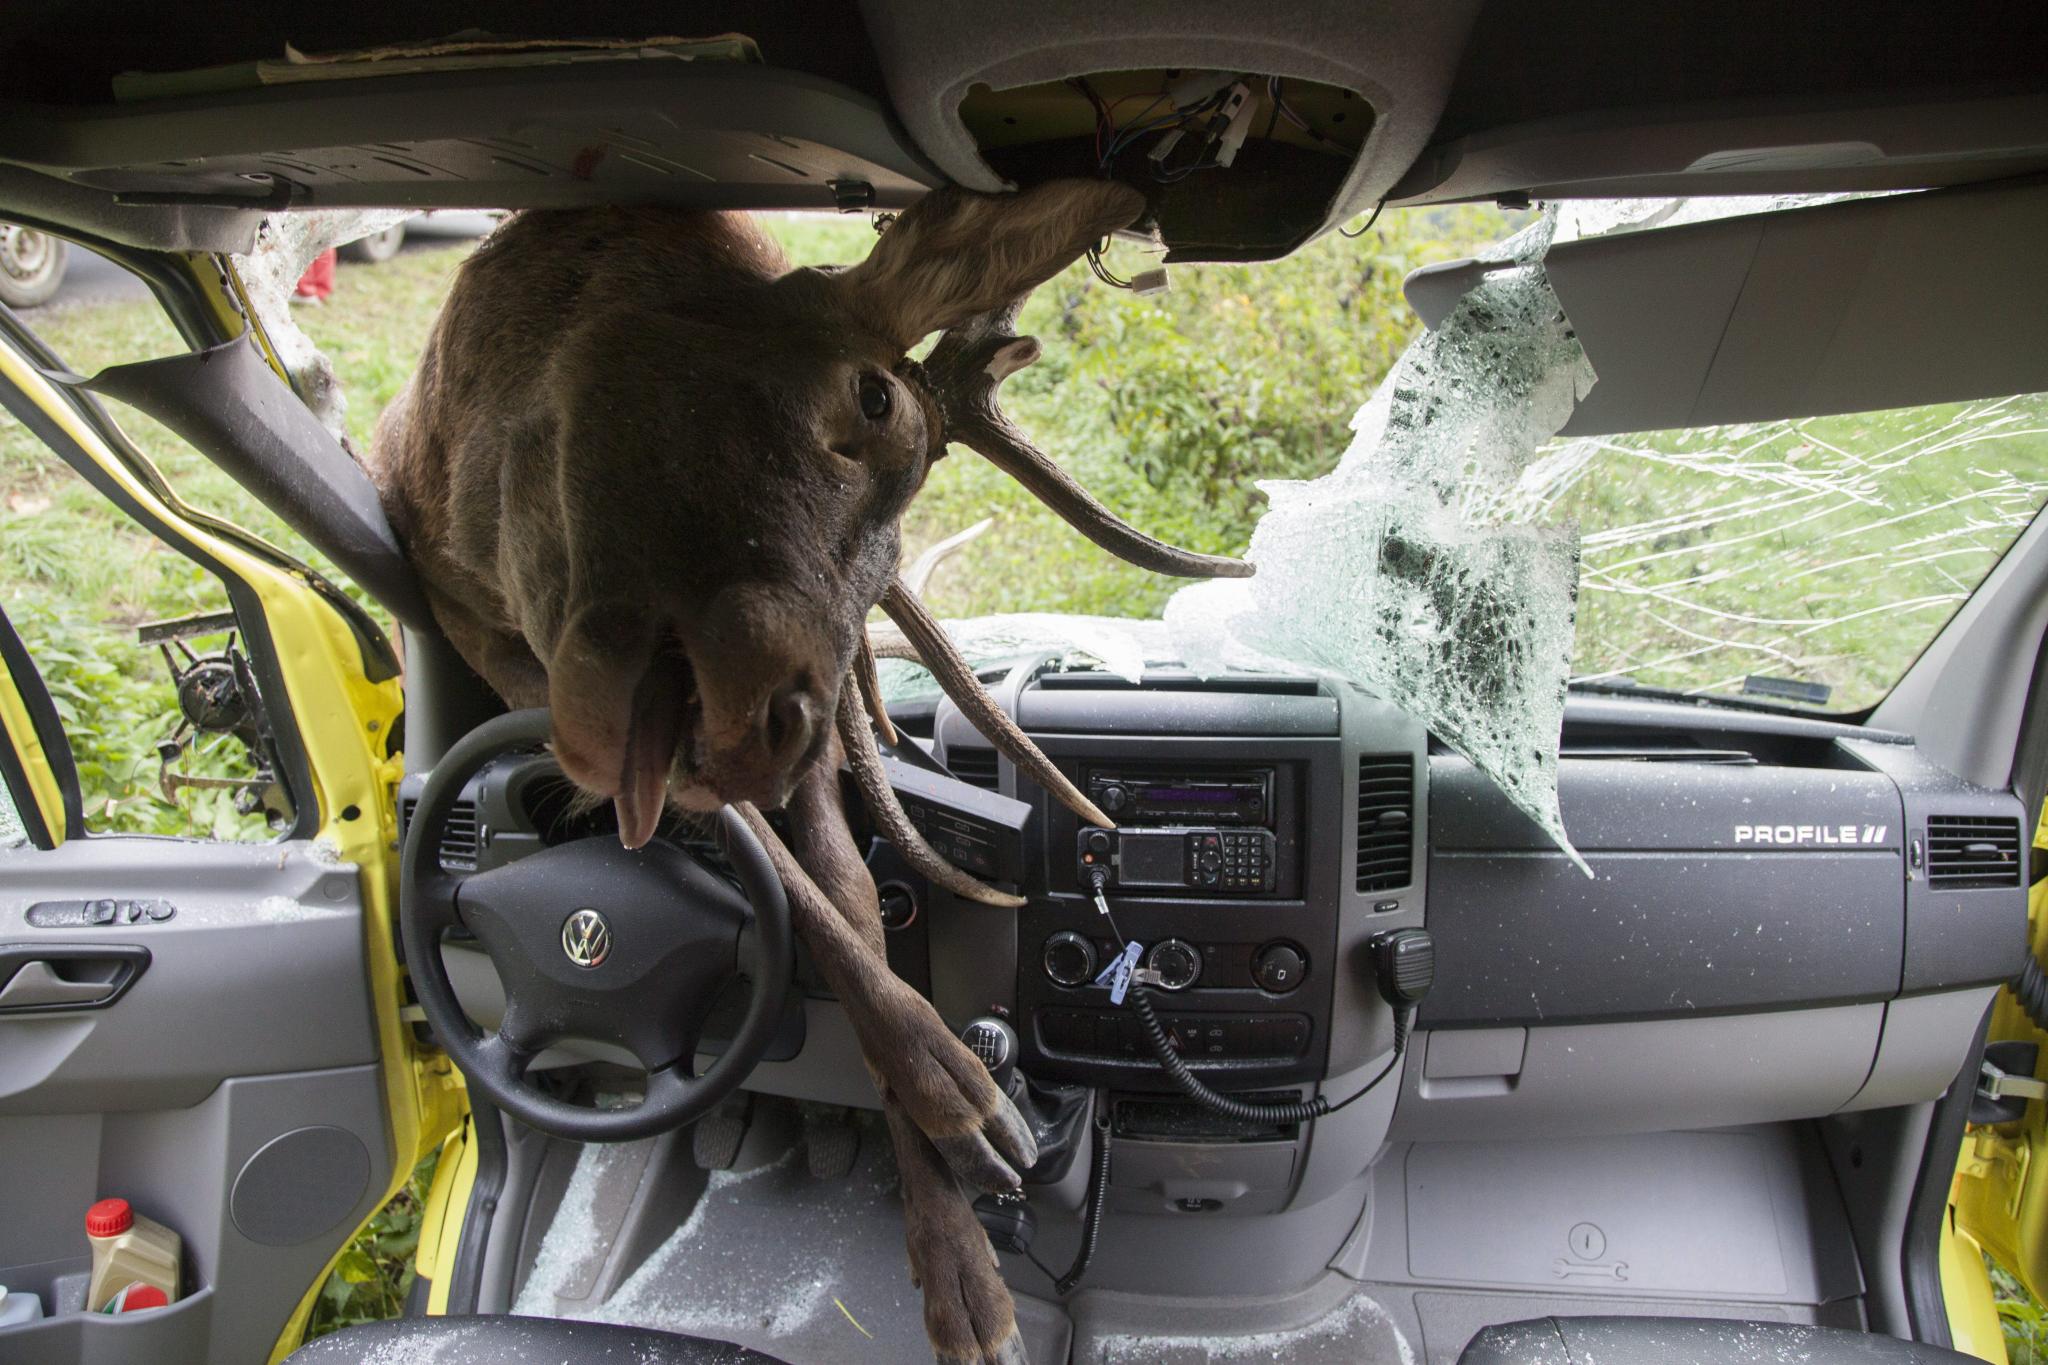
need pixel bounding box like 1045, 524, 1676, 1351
1085, 767, 1272, 826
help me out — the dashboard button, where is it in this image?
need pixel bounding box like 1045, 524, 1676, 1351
1252, 943, 1307, 994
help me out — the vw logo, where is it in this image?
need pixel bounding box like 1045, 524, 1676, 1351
561, 908, 611, 968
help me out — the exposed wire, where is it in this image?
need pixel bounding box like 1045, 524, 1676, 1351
1076, 74, 1239, 181
1086, 239, 1134, 290
1339, 198, 1388, 239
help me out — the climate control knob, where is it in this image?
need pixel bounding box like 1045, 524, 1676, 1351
1146, 939, 1203, 992
1043, 931, 1098, 988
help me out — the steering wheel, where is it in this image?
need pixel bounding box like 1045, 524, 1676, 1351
399, 709, 793, 1141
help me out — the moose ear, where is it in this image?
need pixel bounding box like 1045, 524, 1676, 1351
838, 180, 1146, 349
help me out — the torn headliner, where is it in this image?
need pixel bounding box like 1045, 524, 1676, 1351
0, 2, 2041, 254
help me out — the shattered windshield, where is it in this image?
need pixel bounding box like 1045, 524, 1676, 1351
899, 201, 2048, 719
1540, 395, 2047, 708
887, 195, 2048, 865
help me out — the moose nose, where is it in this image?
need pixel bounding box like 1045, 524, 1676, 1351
762, 677, 822, 772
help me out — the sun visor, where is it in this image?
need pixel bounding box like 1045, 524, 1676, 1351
1531, 179, 2048, 435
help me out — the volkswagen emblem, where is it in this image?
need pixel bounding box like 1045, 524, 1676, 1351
561, 908, 611, 968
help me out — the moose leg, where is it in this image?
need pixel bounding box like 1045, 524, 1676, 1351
777, 760, 1028, 1364
740, 797, 1035, 1190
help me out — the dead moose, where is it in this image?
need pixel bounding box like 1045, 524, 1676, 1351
367, 179, 1249, 1364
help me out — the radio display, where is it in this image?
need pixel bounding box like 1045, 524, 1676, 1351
1139, 785, 1238, 803
1115, 832, 1186, 886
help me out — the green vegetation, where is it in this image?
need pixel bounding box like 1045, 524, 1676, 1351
1996, 1259, 2048, 1363
306, 1152, 440, 1339
0, 247, 461, 836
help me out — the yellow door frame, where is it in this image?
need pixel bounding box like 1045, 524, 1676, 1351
0, 262, 467, 1361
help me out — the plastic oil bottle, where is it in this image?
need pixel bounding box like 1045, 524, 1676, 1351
85, 1200, 180, 1313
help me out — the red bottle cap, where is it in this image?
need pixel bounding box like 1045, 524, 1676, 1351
86, 1198, 133, 1237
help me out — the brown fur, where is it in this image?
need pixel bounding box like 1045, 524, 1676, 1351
369, 182, 1140, 830
775, 763, 1025, 1364
371, 181, 1144, 1363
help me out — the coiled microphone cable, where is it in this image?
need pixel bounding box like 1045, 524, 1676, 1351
1084, 866, 1433, 1126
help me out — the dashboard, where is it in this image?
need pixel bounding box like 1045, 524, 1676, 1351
409, 660, 2028, 1212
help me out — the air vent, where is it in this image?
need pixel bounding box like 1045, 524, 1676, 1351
1926, 815, 2022, 889
399, 795, 480, 873
947, 748, 999, 791
1356, 755, 1414, 892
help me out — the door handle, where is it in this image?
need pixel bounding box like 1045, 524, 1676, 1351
0, 960, 119, 1007
0, 944, 150, 1013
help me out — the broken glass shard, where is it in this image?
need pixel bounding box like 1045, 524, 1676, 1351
1168, 212, 1596, 873
232, 210, 412, 440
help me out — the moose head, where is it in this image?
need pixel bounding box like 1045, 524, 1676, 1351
381, 179, 1213, 847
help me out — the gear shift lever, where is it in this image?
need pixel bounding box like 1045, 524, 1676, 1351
959, 1016, 1019, 1095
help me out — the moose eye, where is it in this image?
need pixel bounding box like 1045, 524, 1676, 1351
858, 374, 892, 422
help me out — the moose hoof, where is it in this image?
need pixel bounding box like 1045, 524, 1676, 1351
937, 1331, 1029, 1365
932, 1089, 1039, 1193
888, 1004, 1040, 1192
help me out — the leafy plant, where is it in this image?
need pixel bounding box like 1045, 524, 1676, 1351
305, 1152, 441, 1339
1995, 1259, 2048, 1363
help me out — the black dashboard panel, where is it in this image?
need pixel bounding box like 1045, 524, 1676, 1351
975, 669, 1406, 1093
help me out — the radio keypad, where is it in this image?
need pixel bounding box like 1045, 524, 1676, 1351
1219, 830, 1269, 891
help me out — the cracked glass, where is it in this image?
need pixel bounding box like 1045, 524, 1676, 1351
891, 197, 2048, 869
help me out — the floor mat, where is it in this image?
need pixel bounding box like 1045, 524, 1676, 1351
514, 1125, 1067, 1364
1082, 1293, 1417, 1365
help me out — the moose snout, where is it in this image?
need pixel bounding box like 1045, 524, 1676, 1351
683, 586, 840, 806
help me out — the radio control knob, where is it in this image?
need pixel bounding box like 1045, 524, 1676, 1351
1100, 784, 1129, 814
1043, 931, 1098, 988
1146, 939, 1203, 992
1252, 942, 1306, 994
1084, 829, 1114, 856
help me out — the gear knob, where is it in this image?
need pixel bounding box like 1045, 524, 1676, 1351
960, 1016, 1018, 1094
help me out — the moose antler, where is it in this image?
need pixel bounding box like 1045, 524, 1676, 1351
903, 516, 995, 597
837, 685, 1026, 908
922, 299, 1253, 581
852, 632, 899, 748
881, 578, 1112, 830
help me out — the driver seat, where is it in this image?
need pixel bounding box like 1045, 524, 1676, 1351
286, 1314, 790, 1364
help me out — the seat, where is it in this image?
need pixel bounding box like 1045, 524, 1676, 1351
1458, 1315, 1977, 1364
286, 1314, 790, 1364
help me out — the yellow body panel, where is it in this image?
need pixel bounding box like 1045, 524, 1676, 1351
0, 658, 66, 844
0, 284, 465, 1361
416, 1117, 481, 1316
1942, 1212, 2010, 1363
1953, 809, 2048, 1347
